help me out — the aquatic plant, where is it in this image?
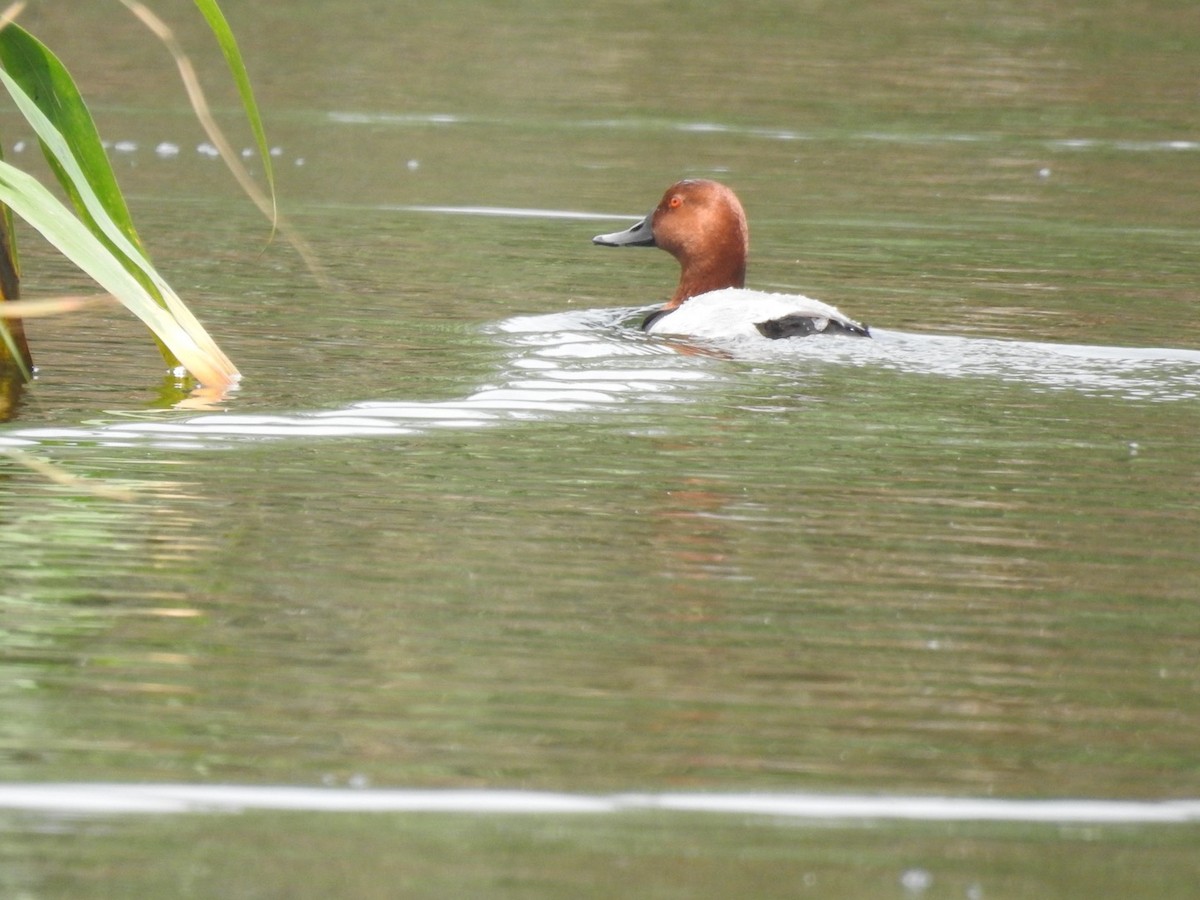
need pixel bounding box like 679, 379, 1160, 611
0, 0, 279, 402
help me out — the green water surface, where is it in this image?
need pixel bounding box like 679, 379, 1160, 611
2, 0, 1199, 896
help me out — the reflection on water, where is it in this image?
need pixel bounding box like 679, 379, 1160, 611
0, 306, 701, 445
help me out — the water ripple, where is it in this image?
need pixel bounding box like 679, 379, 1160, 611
1, 783, 1197, 823
2, 307, 1198, 449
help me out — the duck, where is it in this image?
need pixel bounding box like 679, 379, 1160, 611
593, 179, 869, 340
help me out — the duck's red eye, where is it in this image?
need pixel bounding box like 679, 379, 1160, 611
668, 196, 683, 209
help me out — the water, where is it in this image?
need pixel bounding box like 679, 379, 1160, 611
2, 0, 1200, 896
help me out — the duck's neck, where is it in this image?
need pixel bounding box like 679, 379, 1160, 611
664, 207, 749, 309
667, 256, 746, 309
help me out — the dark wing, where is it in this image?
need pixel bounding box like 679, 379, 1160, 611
755, 313, 870, 339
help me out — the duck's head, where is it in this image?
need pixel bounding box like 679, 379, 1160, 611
593, 179, 748, 309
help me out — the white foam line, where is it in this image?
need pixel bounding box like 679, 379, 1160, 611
329, 112, 463, 126
387, 204, 640, 221
630, 793, 1200, 823
0, 785, 1197, 823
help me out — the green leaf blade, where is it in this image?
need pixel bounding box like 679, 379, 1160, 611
0, 158, 238, 390
0, 23, 146, 259
0, 23, 238, 386
192, 0, 277, 219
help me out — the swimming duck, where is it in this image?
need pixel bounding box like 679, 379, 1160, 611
593, 179, 869, 339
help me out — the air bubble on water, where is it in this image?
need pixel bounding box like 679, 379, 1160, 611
900, 869, 932, 894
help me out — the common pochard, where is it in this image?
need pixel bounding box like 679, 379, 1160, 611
593, 179, 869, 340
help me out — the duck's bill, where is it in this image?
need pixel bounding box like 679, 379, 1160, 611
592, 211, 656, 247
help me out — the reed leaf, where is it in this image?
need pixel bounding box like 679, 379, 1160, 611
0, 1, 30, 374
189, 0, 277, 222
0, 22, 149, 269
0, 157, 236, 389
122, 1, 329, 285
0, 24, 238, 389
0, 294, 114, 318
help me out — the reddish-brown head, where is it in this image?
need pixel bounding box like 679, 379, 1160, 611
650, 180, 748, 308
